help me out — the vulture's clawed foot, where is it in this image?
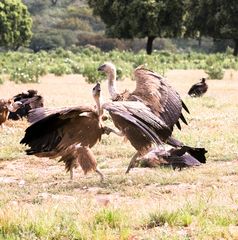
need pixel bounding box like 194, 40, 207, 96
125, 152, 140, 174
103, 126, 123, 136
95, 167, 105, 182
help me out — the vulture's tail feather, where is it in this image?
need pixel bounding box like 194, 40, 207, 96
182, 101, 190, 113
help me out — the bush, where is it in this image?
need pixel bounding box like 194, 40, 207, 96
82, 63, 103, 83
205, 65, 225, 80
9, 62, 47, 83
50, 63, 72, 76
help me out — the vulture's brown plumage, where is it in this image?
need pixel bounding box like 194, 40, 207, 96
98, 62, 203, 172
98, 62, 189, 131
8, 89, 44, 120
138, 145, 207, 169
0, 99, 22, 127
20, 84, 112, 180
188, 78, 208, 97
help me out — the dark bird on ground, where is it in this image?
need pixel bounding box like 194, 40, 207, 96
188, 78, 208, 97
8, 89, 44, 120
98, 62, 197, 172
138, 145, 207, 169
0, 99, 22, 127
20, 84, 119, 181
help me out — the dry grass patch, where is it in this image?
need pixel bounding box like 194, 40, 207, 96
0, 70, 238, 239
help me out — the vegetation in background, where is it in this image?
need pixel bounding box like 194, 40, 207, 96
0, 0, 32, 50
0, 48, 237, 84
185, 0, 238, 56
88, 0, 185, 55
8, 0, 233, 55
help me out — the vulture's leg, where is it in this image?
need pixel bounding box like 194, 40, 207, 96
69, 166, 74, 180
125, 151, 140, 174
95, 167, 104, 182
103, 126, 123, 136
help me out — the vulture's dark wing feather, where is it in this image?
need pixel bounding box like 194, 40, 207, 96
28, 106, 95, 123
188, 82, 208, 97
103, 101, 171, 145
8, 90, 44, 120
20, 106, 100, 155
131, 67, 189, 131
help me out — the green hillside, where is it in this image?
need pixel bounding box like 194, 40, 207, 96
21, 0, 232, 54
22, 0, 105, 51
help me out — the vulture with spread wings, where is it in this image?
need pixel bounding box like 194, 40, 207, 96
20, 83, 168, 180
98, 63, 206, 172
20, 84, 111, 180
8, 89, 44, 120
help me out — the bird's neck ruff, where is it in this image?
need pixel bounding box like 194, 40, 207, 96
107, 70, 119, 101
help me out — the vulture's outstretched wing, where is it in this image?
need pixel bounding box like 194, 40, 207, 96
20, 106, 102, 156
131, 66, 189, 131
27, 106, 95, 124
103, 101, 172, 147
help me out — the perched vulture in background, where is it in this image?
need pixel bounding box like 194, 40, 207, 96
98, 63, 207, 173
8, 89, 44, 120
20, 84, 119, 181
0, 99, 22, 127
138, 145, 207, 169
188, 78, 208, 97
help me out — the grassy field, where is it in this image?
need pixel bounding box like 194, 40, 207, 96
0, 69, 238, 239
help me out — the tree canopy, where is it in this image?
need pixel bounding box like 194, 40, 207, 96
185, 0, 238, 56
88, 0, 185, 54
0, 0, 32, 49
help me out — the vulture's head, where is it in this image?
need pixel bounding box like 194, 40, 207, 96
92, 82, 101, 100
7, 100, 23, 112
201, 78, 206, 83
98, 62, 116, 77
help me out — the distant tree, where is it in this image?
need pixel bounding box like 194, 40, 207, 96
51, 0, 58, 5
185, 0, 238, 56
0, 0, 32, 50
88, 0, 185, 54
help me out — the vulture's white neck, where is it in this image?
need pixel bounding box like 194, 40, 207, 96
94, 96, 103, 117
107, 70, 118, 100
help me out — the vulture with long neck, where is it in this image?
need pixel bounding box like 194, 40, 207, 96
98, 62, 206, 172
20, 84, 116, 181
8, 89, 44, 120
188, 78, 208, 97
0, 99, 22, 127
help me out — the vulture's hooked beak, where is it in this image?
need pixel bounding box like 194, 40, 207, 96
97, 64, 105, 72
7, 101, 23, 112
92, 82, 101, 96
12, 101, 23, 111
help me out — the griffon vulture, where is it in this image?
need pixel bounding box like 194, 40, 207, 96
8, 89, 44, 120
98, 62, 189, 131
0, 99, 22, 127
20, 84, 119, 181
98, 63, 206, 172
188, 78, 208, 97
